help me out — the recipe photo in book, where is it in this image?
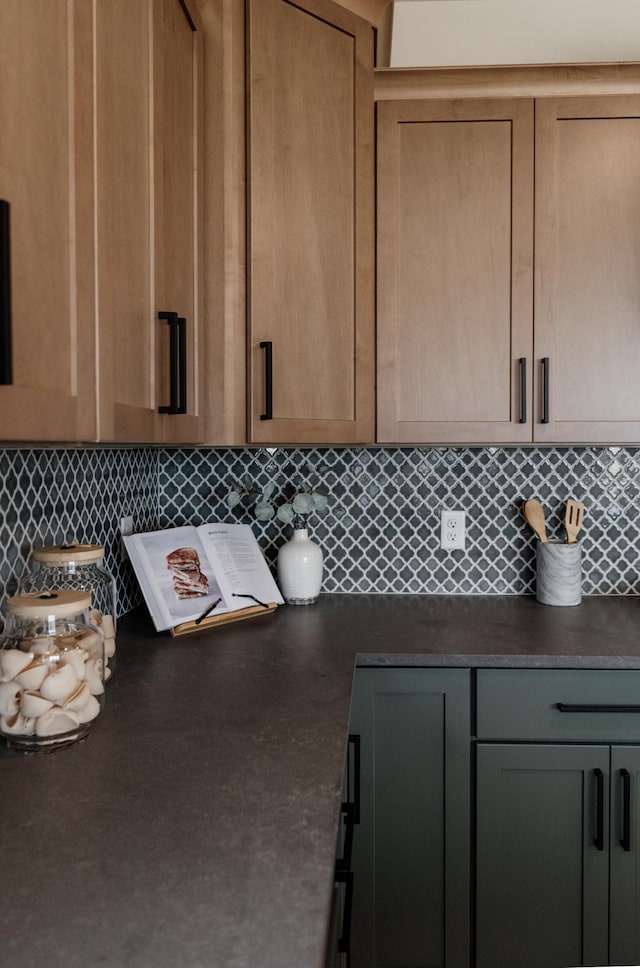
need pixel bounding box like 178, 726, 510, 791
123, 523, 283, 631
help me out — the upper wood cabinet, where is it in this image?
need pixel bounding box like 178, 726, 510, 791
246, 0, 375, 444
377, 97, 534, 444
0, 0, 203, 444
96, 0, 204, 443
534, 95, 640, 444
377, 90, 640, 445
0, 0, 96, 441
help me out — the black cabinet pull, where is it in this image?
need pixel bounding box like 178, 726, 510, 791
259, 340, 273, 420
347, 734, 360, 825
621, 769, 631, 852
541, 357, 550, 424
557, 703, 640, 714
0, 200, 12, 385
594, 768, 604, 851
518, 357, 527, 423
158, 311, 187, 415
335, 868, 353, 963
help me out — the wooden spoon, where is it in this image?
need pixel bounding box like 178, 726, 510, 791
523, 499, 548, 543
565, 499, 585, 544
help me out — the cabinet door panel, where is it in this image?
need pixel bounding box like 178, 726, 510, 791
95, 0, 157, 441
0, 0, 95, 440
247, 0, 374, 444
476, 743, 609, 968
350, 668, 470, 968
610, 747, 640, 966
154, 0, 204, 443
535, 96, 640, 443
377, 98, 533, 443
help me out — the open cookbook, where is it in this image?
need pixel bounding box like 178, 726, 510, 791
123, 523, 283, 634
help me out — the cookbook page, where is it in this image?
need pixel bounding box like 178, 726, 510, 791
124, 526, 230, 631
198, 523, 283, 610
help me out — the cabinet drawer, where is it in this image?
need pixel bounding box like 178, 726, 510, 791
476, 669, 640, 742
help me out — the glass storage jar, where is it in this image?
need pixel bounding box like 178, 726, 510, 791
21, 543, 117, 678
0, 591, 105, 752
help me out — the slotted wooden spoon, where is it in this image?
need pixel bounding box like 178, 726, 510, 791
523, 499, 548, 543
565, 499, 585, 544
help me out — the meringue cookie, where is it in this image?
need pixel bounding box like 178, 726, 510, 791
15, 661, 48, 691
1, 711, 36, 736
35, 706, 80, 737
40, 663, 78, 702
0, 650, 32, 683
0, 681, 21, 717
20, 690, 54, 719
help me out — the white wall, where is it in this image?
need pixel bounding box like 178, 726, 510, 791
388, 0, 640, 67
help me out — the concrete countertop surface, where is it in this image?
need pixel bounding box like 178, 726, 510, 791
3, 593, 640, 968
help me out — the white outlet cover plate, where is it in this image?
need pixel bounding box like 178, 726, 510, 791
440, 509, 466, 550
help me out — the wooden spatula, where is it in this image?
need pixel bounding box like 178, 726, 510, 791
523, 499, 548, 543
565, 499, 585, 544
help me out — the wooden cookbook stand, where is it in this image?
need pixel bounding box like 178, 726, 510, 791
170, 602, 279, 638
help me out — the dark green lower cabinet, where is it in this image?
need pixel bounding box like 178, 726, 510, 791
477, 743, 640, 968
349, 668, 471, 968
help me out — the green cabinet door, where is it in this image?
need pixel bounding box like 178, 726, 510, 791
476, 743, 610, 968
610, 746, 640, 966
349, 668, 471, 968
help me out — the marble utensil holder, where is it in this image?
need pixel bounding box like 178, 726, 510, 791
536, 541, 582, 606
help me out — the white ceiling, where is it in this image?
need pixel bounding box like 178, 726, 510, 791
387, 0, 640, 67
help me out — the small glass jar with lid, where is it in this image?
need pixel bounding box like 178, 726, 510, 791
21, 543, 117, 678
0, 591, 105, 752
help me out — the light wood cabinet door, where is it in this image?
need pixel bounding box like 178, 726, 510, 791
247, 0, 375, 444
0, 0, 96, 441
94, 0, 156, 442
95, 0, 203, 443
377, 98, 534, 443
154, 0, 204, 444
534, 96, 640, 443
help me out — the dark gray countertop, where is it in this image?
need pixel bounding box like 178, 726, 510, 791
3, 593, 640, 968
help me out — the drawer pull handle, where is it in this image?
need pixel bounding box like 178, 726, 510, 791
621, 768, 631, 853
594, 768, 604, 851
556, 703, 640, 714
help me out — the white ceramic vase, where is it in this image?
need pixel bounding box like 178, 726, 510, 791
277, 522, 323, 605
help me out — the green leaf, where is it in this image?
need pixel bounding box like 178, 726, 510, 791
261, 482, 276, 500
311, 491, 329, 511
254, 501, 275, 521
226, 490, 241, 509
292, 492, 314, 515
277, 503, 295, 524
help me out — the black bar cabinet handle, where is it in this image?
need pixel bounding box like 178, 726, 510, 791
335, 868, 354, 961
347, 734, 360, 825
518, 357, 527, 424
158, 311, 187, 415
541, 357, 550, 424
594, 768, 604, 851
0, 200, 13, 385
621, 769, 631, 852
177, 316, 187, 414
259, 340, 273, 420
557, 703, 640, 714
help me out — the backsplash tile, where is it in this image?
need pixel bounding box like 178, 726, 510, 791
1, 444, 640, 625
0, 448, 158, 622
159, 446, 640, 597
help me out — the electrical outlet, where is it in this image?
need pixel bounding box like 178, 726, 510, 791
440, 509, 466, 550
120, 515, 134, 562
